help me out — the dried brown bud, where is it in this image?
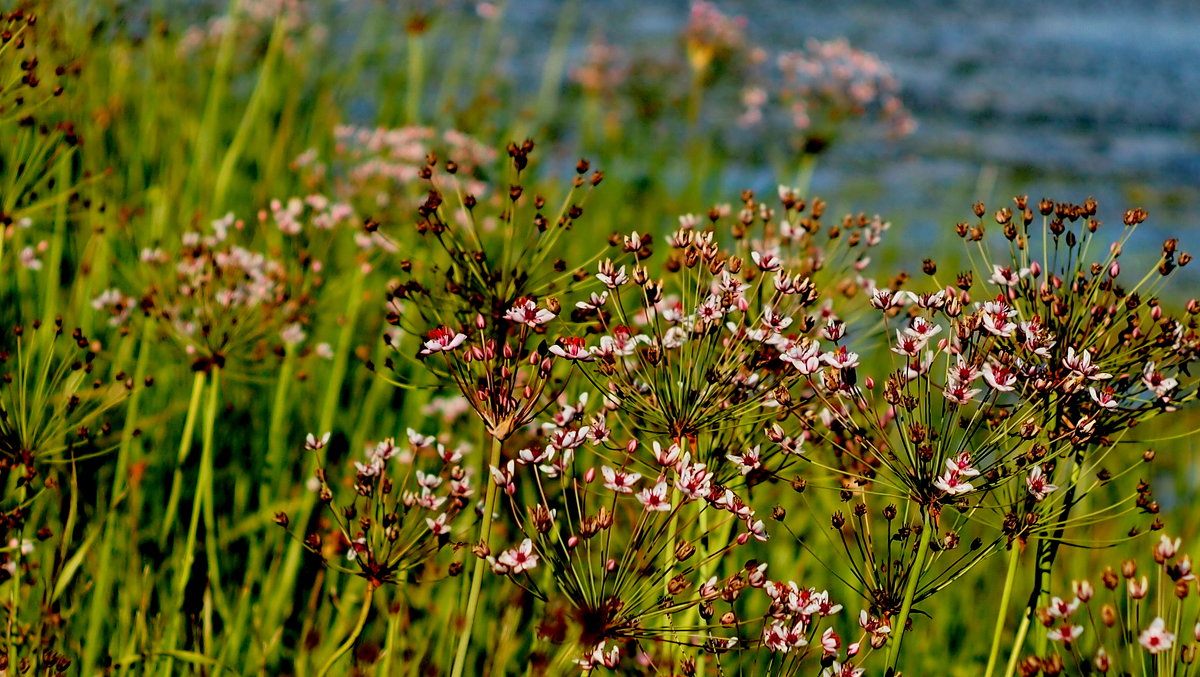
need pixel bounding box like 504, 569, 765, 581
675, 539, 696, 562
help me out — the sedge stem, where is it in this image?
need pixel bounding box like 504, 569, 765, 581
985, 541, 1021, 677
886, 512, 934, 670
318, 582, 376, 676
449, 434, 503, 677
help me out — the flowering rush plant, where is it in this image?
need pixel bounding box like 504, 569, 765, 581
1026, 534, 1200, 677
758, 196, 1198, 671
280, 428, 471, 586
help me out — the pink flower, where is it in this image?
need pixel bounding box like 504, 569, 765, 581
425, 513, 450, 536
870, 288, 902, 310
980, 299, 1017, 337
489, 461, 516, 491
727, 445, 763, 475
989, 264, 1029, 287
935, 470, 974, 495
1026, 466, 1058, 502
752, 249, 783, 272
601, 465, 641, 493
652, 441, 682, 468
1154, 535, 1181, 562
1088, 386, 1118, 409
421, 327, 467, 354
1072, 580, 1094, 602
945, 452, 980, 477
596, 260, 628, 288
821, 346, 860, 369
496, 538, 539, 574
549, 337, 594, 361
1139, 617, 1176, 654
1046, 596, 1080, 618
983, 362, 1018, 392
821, 627, 841, 657
1128, 575, 1149, 599
504, 298, 556, 327
781, 339, 823, 375
1063, 347, 1112, 380
636, 482, 672, 512
824, 663, 864, 677
1047, 623, 1084, 644
676, 456, 712, 501
905, 316, 942, 340
1142, 362, 1178, 398
891, 329, 926, 357
943, 381, 981, 406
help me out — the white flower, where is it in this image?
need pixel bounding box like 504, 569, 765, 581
504, 298, 556, 327
1139, 617, 1175, 654
496, 539, 539, 574
635, 482, 672, 512
420, 327, 467, 354
1026, 466, 1058, 501
601, 465, 641, 493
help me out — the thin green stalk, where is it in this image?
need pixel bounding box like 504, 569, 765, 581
158, 371, 207, 545
212, 15, 286, 212
200, 368, 226, 611
318, 582, 376, 676
1003, 613, 1032, 677
886, 512, 933, 670
263, 347, 296, 504
405, 31, 424, 124
82, 326, 151, 673
985, 542, 1021, 677
449, 434, 504, 677
379, 599, 401, 676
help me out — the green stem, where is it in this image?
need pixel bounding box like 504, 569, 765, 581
405, 32, 424, 124
1003, 613, 1031, 677
82, 326, 151, 673
886, 512, 933, 670
379, 599, 401, 676
262, 347, 296, 505
200, 367, 225, 610
159, 371, 206, 545
449, 435, 504, 677
212, 14, 285, 212
318, 582, 376, 676
985, 542, 1021, 677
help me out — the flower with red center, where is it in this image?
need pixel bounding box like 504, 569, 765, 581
504, 298, 556, 327
420, 326, 467, 354
983, 362, 1018, 392
1088, 386, 1118, 409
989, 264, 1029, 287
1063, 347, 1112, 381
549, 336, 594, 361
1138, 617, 1176, 654
635, 482, 672, 512
1047, 623, 1084, 644
934, 469, 974, 495
821, 346, 860, 369
600, 465, 641, 494
494, 538, 539, 574
1025, 466, 1058, 501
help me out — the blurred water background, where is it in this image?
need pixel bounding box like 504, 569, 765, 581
514, 0, 1200, 260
